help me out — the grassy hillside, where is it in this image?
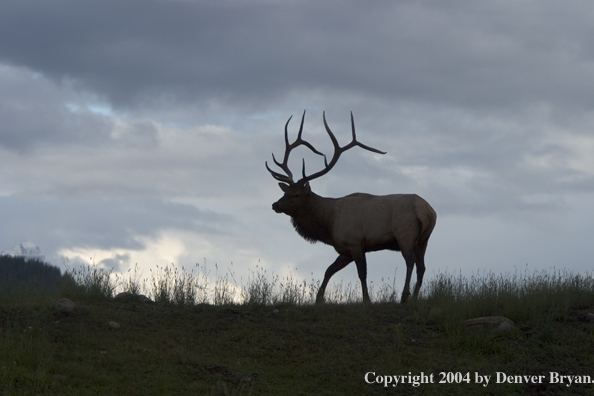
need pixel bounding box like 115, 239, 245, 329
1, 262, 594, 395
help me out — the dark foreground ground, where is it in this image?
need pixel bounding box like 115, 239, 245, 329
2, 297, 594, 396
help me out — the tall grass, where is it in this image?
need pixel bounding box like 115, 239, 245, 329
239, 265, 316, 306
59, 261, 116, 300
148, 263, 209, 305
51, 260, 594, 323
423, 266, 594, 328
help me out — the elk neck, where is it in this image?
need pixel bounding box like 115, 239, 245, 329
290, 192, 336, 245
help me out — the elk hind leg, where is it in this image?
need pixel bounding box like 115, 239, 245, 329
316, 254, 352, 304
412, 248, 426, 299
352, 251, 371, 303
400, 250, 416, 303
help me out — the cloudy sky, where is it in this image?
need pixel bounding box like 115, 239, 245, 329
1, 0, 593, 296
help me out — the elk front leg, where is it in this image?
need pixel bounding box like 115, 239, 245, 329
316, 254, 352, 304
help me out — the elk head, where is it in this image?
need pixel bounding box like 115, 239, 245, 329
266, 110, 386, 215
271, 181, 312, 216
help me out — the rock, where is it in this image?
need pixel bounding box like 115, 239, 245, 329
54, 298, 76, 313
114, 291, 133, 300
272, 309, 280, 315
136, 294, 154, 303
464, 316, 515, 333
114, 292, 154, 303
52, 374, 67, 381
108, 321, 120, 329
576, 311, 594, 322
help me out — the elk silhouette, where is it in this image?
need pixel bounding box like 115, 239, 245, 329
266, 111, 436, 303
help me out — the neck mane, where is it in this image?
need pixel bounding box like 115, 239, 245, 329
290, 194, 335, 245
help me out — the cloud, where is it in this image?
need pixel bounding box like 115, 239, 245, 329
1, 0, 594, 286
0, 195, 231, 246
0, 65, 160, 152
2, 0, 594, 114
0, 66, 108, 151
97, 253, 131, 273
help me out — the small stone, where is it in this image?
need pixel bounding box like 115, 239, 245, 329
464, 316, 515, 333
272, 309, 280, 315
496, 320, 515, 333
586, 313, 594, 322
54, 298, 76, 313
108, 321, 121, 329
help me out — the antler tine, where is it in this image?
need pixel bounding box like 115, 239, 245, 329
265, 159, 293, 184
284, 114, 293, 148
265, 110, 325, 185
348, 111, 387, 155
295, 111, 325, 157
300, 111, 386, 184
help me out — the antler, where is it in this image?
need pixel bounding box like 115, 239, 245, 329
300, 111, 386, 184
266, 111, 386, 185
265, 110, 325, 185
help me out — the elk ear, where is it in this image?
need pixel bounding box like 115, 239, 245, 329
304, 182, 311, 193
278, 183, 291, 192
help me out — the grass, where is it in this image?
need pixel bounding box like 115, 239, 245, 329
1, 262, 594, 395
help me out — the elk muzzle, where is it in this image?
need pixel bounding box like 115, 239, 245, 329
272, 201, 282, 213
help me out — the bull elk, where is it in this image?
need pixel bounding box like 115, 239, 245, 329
266, 111, 436, 303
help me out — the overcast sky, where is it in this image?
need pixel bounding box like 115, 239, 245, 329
1, 0, 593, 296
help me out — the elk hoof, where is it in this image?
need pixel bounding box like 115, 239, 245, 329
401, 292, 411, 303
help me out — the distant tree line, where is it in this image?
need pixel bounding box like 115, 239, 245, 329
0, 255, 64, 295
